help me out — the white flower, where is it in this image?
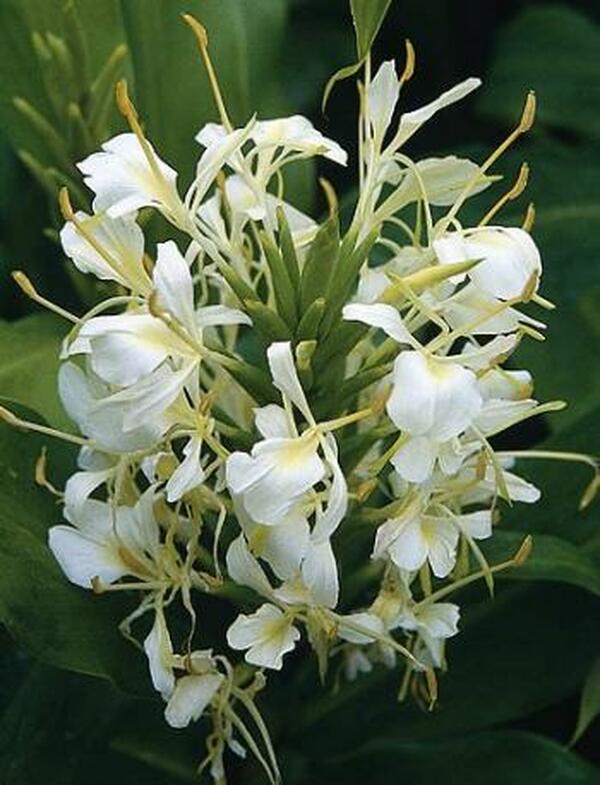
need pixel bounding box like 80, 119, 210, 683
60, 210, 151, 294
77, 132, 180, 218
49, 491, 160, 590
59, 362, 167, 452
67, 241, 249, 427
374, 509, 459, 578
387, 352, 482, 482
434, 226, 542, 301
227, 603, 300, 670
399, 602, 459, 668
251, 116, 347, 166
226, 342, 347, 532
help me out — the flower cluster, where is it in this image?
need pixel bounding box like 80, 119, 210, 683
6, 18, 591, 785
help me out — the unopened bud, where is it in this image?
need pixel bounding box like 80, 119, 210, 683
400, 39, 415, 83
182, 13, 209, 50
513, 535, 533, 566
12, 270, 37, 299
518, 91, 536, 133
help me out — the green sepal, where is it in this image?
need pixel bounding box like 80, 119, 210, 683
300, 212, 340, 312
296, 297, 326, 341
320, 226, 379, 336
276, 206, 301, 294
212, 350, 277, 405
259, 230, 298, 328
217, 263, 257, 304
243, 299, 292, 342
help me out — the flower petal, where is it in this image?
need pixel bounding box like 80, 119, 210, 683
165, 673, 223, 728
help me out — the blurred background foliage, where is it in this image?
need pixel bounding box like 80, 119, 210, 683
0, 0, 599, 783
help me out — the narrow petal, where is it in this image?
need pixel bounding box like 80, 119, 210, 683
395, 78, 481, 147
144, 610, 175, 700
154, 241, 196, 335
267, 342, 313, 423
302, 538, 339, 608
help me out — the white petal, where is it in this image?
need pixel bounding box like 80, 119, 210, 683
193, 120, 256, 204
225, 535, 273, 598
338, 612, 385, 644
422, 516, 459, 578
154, 241, 196, 335
395, 78, 481, 147
468, 227, 542, 300
246, 511, 310, 581
77, 133, 179, 218
240, 436, 324, 523
475, 398, 537, 435
416, 602, 460, 639
165, 673, 223, 729
253, 404, 293, 439
251, 115, 347, 166
342, 303, 416, 346
428, 360, 482, 441
48, 525, 126, 589
503, 470, 541, 503
226, 604, 300, 670
387, 517, 429, 572
144, 611, 175, 700
391, 435, 437, 483
60, 211, 149, 293
267, 341, 313, 423
166, 436, 205, 502
302, 538, 339, 608
412, 156, 492, 206
312, 436, 348, 543
387, 352, 437, 434
64, 469, 113, 519
195, 304, 252, 330
80, 313, 175, 386
456, 510, 493, 540
367, 60, 399, 142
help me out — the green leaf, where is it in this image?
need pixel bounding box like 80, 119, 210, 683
290, 584, 600, 754
350, 0, 392, 59
482, 530, 600, 596
322, 0, 392, 109
0, 412, 145, 690
570, 657, 600, 747
316, 731, 600, 785
0, 314, 69, 430
477, 5, 600, 140
0, 663, 184, 785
